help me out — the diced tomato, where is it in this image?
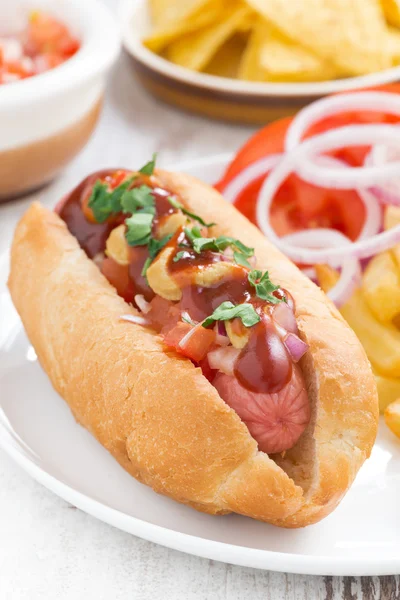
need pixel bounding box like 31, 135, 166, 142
0, 11, 80, 86
101, 257, 135, 304
27, 11, 79, 59
147, 295, 181, 330
163, 322, 216, 362
216, 83, 400, 242
108, 170, 130, 189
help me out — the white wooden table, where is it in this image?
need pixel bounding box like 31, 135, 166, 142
1, 4, 399, 597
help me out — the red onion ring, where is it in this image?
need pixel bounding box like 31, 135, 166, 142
285, 91, 400, 152
257, 130, 400, 265
367, 144, 400, 207
292, 125, 400, 190
221, 154, 282, 203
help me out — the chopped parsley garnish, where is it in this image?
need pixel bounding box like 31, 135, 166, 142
88, 176, 134, 223
248, 269, 284, 304
181, 229, 254, 268
202, 301, 260, 329
139, 153, 157, 176
141, 234, 172, 277
168, 196, 215, 228
184, 226, 202, 244
125, 212, 154, 247
121, 185, 155, 214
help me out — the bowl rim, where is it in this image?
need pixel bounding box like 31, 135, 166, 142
0, 0, 121, 109
119, 0, 400, 99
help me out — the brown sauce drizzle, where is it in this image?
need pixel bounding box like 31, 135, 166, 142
179, 268, 251, 322
128, 245, 153, 301
167, 230, 220, 274
57, 170, 118, 258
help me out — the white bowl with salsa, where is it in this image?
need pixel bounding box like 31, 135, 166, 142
0, 0, 120, 199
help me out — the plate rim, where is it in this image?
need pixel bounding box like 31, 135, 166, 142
119, 0, 400, 99
2, 425, 400, 577
1, 153, 400, 577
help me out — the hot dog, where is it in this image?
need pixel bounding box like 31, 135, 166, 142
8, 160, 378, 527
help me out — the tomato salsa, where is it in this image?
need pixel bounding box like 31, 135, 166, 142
0, 11, 80, 85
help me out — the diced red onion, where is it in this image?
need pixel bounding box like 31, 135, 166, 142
217, 321, 227, 336
134, 294, 151, 314
272, 302, 298, 334
120, 314, 149, 326
221, 154, 282, 204
285, 91, 400, 152
214, 322, 230, 346
207, 346, 240, 376
283, 333, 309, 363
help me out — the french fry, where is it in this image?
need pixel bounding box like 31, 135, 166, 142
384, 398, 400, 439
384, 205, 400, 230
384, 205, 400, 268
362, 251, 400, 322
374, 369, 400, 413
316, 264, 400, 377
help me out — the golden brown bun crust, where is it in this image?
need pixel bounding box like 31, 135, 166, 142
8, 169, 379, 527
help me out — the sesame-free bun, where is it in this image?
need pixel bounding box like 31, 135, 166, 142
8, 170, 379, 527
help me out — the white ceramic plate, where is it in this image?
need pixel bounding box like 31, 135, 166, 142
1, 155, 400, 577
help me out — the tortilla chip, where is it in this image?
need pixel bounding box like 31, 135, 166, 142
245, 0, 393, 75
147, 0, 207, 28
144, 0, 226, 53
205, 34, 248, 78
388, 26, 400, 62
380, 0, 400, 27
238, 22, 267, 80
164, 4, 251, 72
239, 20, 340, 82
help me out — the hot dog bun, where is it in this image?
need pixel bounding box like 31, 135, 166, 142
8, 170, 379, 527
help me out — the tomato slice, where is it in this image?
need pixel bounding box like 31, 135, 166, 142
217, 83, 400, 241
163, 322, 216, 362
